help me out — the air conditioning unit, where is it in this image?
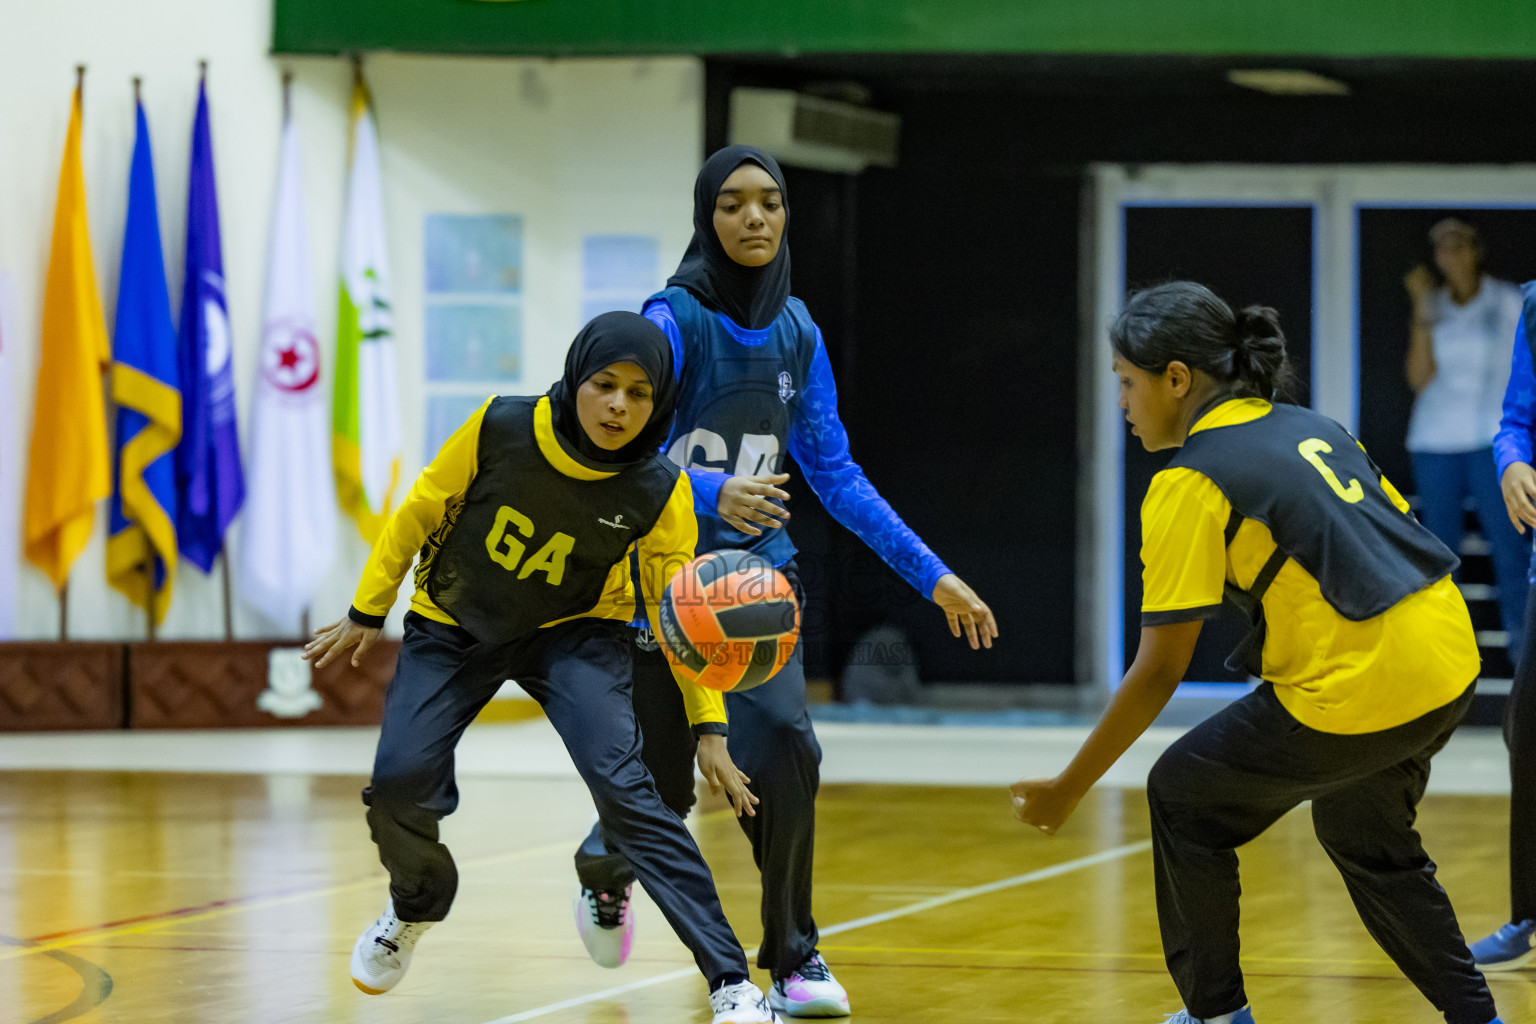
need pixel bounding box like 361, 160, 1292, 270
729, 87, 899, 174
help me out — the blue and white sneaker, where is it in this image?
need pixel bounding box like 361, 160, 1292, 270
1471, 919, 1536, 971
1162, 1008, 1255, 1024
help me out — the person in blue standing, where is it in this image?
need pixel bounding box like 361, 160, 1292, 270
1474, 280, 1536, 970
569, 145, 998, 1018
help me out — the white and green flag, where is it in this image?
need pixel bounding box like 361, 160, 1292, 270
332, 68, 399, 543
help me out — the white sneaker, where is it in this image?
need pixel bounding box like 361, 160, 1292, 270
573, 886, 634, 968
710, 980, 783, 1024
769, 953, 850, 1017
350, 900, 434, 994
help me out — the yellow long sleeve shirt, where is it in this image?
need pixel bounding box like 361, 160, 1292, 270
348, 395, 726, 730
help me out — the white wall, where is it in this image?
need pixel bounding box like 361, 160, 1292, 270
0, 1, 703, 641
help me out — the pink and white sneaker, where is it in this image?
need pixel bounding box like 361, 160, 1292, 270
768, 952, 849, 1017
573, 886, 634, 968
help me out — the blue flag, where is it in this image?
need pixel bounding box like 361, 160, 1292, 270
107, 101, 182, 622
175, 79, 245, 573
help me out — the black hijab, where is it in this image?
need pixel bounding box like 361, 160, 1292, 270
546, 311, 678, 471
666, 145, 792, 331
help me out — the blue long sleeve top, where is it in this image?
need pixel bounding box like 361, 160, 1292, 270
645, 297, 951, 598
1495, 317, 1534, 480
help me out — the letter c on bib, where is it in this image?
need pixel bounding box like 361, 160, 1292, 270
1298, 438, 1364, 504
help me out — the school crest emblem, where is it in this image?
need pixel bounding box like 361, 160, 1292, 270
778, 370, 795, 404
257, 647, 324, 718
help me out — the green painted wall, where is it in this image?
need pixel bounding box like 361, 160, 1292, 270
273, 0, 1536, 60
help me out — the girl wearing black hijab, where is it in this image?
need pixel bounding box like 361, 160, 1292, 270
306, 312, 784, 1024
570, 148, 997, 1018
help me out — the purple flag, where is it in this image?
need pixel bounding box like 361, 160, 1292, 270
175, 78, 245, 573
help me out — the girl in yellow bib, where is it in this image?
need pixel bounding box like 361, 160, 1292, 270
305, 313, 781, 1024
1012, 282, 1501, 1024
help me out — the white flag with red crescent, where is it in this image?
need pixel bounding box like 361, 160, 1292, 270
239, 114, 337, 632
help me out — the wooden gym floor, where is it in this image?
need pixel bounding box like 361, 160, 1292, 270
0, 758, 1531, 1024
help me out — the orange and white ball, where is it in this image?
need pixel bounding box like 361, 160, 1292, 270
657, 550, 800, 692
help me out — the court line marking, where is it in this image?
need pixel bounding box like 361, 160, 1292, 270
817, 943, 1470, 969
476, 839, 1153, 1024
0, 934, 114, 1024
0, 837, 578, 963
782, 957, 1421, 984
2, 807, 746, 963
3, 818, 1157, 1020
815, 943, 1389, 966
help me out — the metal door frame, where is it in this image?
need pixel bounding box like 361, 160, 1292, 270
1080, 163, 1536, 697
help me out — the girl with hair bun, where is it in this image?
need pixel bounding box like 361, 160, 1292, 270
1012, 282, 1502, 1024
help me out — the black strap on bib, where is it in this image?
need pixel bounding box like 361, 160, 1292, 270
1221, 509, 1289, 676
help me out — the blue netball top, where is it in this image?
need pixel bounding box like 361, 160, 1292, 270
1494, 282, 1536, 479
645, 285, 951, 597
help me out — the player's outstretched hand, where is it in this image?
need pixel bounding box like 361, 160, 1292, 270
1502, 462, 1536, 535
304, 616, 382, 669
932, 574, 998, 650
718, 472, 792, 536
697, 734, 759, 818
1010, 776, 1080, 836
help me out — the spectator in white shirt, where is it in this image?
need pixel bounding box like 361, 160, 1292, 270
1404, 217, 1528, 653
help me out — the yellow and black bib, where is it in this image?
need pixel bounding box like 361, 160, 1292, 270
1169, 402, 1458, 671
423, 396, 681, 644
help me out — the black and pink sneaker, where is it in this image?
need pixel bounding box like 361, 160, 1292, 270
768, 952, 849, 1017
573, 885, 634, 968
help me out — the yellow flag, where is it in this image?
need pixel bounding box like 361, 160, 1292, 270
24, 86, 111, 591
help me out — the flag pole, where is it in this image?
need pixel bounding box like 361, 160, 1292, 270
133, 72, 152, 645
220, 550, 233, 641
144, 565, 156, 642
62, 60, 82, 645
282, 69, 292, 122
